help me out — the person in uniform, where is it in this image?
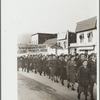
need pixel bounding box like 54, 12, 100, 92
77, 60, 91, 100
67, 55, 76, 90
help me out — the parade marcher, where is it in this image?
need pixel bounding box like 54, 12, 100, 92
77, 60, 91, 100
29, 55, 33, 72
26, 54, 30, 73
59, 55, 66, 86
67, 55, 76, 90
54, 56, 61, 83
76, 53, 87, 92
17, 56, 21, 71
88, 53, 97, 100
41, 55, 46, 76
34, 55, 39, 74
50, 55, 58, 82
37, 54, 43, 75
64, 54, 69, 81
21, 55, 25, 71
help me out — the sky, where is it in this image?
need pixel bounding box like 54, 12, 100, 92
17, 0, 97, 43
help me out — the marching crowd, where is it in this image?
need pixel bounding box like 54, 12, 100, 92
17, 53, 97, 100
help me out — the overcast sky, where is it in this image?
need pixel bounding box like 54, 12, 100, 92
17, 0, 97, 42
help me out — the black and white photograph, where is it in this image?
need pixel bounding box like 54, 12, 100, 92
2, 0, 99, 100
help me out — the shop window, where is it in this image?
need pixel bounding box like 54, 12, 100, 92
64, 41, 66, 48
79, 34, 84, 43
87, 32, 93, 42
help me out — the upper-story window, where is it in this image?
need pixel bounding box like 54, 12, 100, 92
87, 32, 93, 42
64, 41, 66, 48
79, 34, 84, 43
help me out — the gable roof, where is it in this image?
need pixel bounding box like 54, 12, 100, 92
76, 16, 97, 33
43, 38, 57, 46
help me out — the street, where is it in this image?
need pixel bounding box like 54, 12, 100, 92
18, 70, 97, 100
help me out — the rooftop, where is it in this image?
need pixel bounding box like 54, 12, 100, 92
75, 16, 97, 33
43, 38, 57, 46
31, 33, 57, 36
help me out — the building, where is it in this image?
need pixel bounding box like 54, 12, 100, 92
31, 33, 57, 45
57, 30, 76, 55
70, 16, 97, 54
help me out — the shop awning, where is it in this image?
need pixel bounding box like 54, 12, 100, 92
50, 44, 63, 49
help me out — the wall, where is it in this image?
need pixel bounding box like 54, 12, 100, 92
31, 34, 38, 44
76, 29, 97, 54
77, 29, 97, 46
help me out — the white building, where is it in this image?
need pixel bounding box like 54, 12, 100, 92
57, 30, 76, 55
70, 16, 97, 54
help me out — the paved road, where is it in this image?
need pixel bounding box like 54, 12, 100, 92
18, 71, 97, 100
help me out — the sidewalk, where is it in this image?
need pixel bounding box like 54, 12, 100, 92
18, 69, 97, 100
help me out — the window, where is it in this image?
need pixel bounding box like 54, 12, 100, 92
87, 32, 93, 42
64, 41, 66, 48
79, 34, 84, 43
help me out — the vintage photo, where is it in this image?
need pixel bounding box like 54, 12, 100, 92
17, 0, 98, 100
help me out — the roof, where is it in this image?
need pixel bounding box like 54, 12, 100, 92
57, 31, 68, 40
31, 33, 57, 36
75, 16, 97, 33
43, 38, 57, 46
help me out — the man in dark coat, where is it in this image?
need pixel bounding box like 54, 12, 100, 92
26, 54, 30, 73
50, 55, 58, 82
34, 55, 38, 74
67, 55, 76, 90
77, 60, 91, 100
22, 55, 26, 71
29, 55, 33, 72
37, 56, 43, 75
59, 55, 66, 86
88, 53, 97, 100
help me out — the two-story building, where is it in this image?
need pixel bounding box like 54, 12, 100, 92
57, 30, 76, 55
70, 16, 97, 54
31, 33, 57, 44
